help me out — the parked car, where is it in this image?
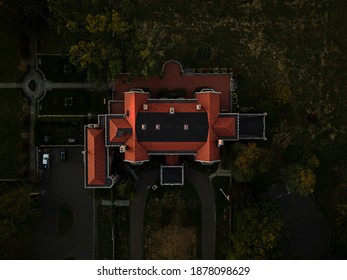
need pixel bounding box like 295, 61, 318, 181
42, 153, 50, 169
60, 148, 66, 161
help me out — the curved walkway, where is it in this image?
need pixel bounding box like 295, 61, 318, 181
130, 167, 215, 260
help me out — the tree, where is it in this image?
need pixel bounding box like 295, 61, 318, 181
281, 164, 316, 196
232, 143, 272, 182
48, 1, 165, 81
228, 200, 286, 260
271, 83, 292, 105
116, 178, 136, 201
0, 187, 37, 241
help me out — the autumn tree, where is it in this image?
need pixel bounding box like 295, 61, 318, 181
271, 83, 293, 105
228, 200, 286, 260
0, 187, 37, 241
116, 178, 136, 201
48, 0, 165, 81
232, 143, 272, 182
280, 164, 316, 196
68, 10, 129, 81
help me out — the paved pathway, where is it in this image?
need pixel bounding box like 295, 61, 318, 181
45, 81, 113, 91
0, 83, 22, 88
209, 162, 231, 180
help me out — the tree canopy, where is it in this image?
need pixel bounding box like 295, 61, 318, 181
232, 142, 272, 182
0, 187, 37, 241
47, 0, 166, 81
229, 200, 286, 260
281, 164, 316, 196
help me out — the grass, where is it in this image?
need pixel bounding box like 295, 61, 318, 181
0, 89, 30, 179
57, 208, 75, 236
144, 181, 201, 259
212, 176, 231, 259
0, 26, 22, 82
39, 89, 111, 115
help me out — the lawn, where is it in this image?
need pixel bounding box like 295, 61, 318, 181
39, 89, 111, 115
0, 89, 30, 179
144, 181, 201, 259
0, 26, 22, 82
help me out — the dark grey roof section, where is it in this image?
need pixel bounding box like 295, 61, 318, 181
98, 115, 106, 128
136, 112, 208, 142
160, 165, 184, 186
239, 113, 267, 140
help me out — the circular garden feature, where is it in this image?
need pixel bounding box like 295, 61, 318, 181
28, 80, 37, 92
58, 208, 75, 236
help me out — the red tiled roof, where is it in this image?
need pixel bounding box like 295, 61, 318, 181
213, 116, 237, 138
114, 61, 231, 111
123, 92, 149, 162
195, 91, 221, 126
140, 102, 205, 113
196, 129, 220, 162
140, 141, 205, 152
124, 134, 148, 162
108, 117, 132, 143
87, 128, 106, 185
109, 101, 124, 114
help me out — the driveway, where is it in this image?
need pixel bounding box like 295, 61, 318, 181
269, 186, 332, 259
33, 147, 93, 260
